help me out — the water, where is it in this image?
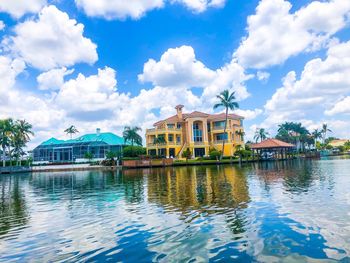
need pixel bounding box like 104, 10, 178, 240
1, 157, 350, 262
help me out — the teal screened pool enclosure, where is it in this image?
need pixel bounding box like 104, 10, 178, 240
33, 130, 129, 163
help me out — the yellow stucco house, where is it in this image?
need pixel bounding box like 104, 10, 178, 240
146, 105, 245, 158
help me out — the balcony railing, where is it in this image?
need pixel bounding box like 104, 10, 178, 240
213, 140, 230, 144
146, 127, 182, 133
212, 126, 225, 131
147, 141, 182, 147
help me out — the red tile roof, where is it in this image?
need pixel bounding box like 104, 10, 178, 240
250, 139, 295, 149
153, 110, 243, 126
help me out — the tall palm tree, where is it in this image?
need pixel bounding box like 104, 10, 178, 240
213, 90, 239, 160
123, 126, 142, 146
322, 123, 332, 144
11, 120, 34, 166
311, 129, 322, 149
64, 125, 79, 139
0, 119, 15, 167
254, 128, 269, 142
235, 130, 245, 142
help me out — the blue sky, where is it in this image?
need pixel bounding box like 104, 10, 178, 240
0, 0, 350, 147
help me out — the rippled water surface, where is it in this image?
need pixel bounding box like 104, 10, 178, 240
1, 157, 350, 262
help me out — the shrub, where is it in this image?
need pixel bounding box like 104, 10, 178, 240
209, 150, 221, 160
123, 146, 146, 157
182, 148, 192, 160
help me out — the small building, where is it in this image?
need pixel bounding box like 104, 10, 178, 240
33, 129, 128, 164
328, 139, 350, 148
145, 105, 245, 158
250, 138, 295, 159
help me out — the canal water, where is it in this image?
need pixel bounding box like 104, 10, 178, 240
1, 157, 350, 262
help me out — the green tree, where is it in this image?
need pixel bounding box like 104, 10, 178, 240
123, 126, 143, 146
0, 119, 15, 167
64, 125, 79, 139
123, 146, 146, 158
182, 148, 192, 163
153, 136, 166, 156
235, 130, 245, 142
84, 152, 93, 162
311, 129, 322, 149
12, 120, 34, 166
213, 90, 239, 160
254, 128, 269, 142
322, 123, 332, 144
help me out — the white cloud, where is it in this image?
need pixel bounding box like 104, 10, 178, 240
256, 71, 270, 83
234, 109, 263, 120
37, 68, 75, 91
75, 0, 225, 20
262, 40, 350, 137
55, 67, 129, 121
235, 0, 350, 69
325, 97, 350, 116
0, 21, 5, 31
4, 5, 98, 70
75, 0, 164, 20
172, 0, 226, 13
139, 45, 252, 112
138, 45, 216, 87
0, 0, 46, 18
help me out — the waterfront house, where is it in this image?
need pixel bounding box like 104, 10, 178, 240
33, 129, 128, 164
146, 105, 245, 158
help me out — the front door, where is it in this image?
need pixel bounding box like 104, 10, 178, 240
169, 148, 175, 158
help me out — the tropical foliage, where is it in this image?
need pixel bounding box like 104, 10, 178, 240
276, 122, 311, 151
0, 119, 34, 167
123, 126, 143, 146
254, 128, 269, 142
235, 130, 245, 142
213, 89, 239, 160
64, 125, 79, 139
123, 146, 146, 158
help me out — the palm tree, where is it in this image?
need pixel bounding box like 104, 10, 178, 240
64, 125, 79, 139
0, 119, 15, 167
123, 126, 143, 146
254, 128, 269, 142
235, 130, 245, 142
311, 129, 322, 149
153, 136, 166, 156
321, 123, 332, 144
213, 90, 239, 160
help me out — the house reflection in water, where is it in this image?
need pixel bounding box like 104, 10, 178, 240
147, 165, 250, 213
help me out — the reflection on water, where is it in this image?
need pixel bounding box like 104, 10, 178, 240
0, 158, 350, 262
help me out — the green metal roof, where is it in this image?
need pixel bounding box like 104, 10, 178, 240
40, 132, 129, 146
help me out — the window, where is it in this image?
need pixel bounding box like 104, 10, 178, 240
176, 135, 181, 143
193, 123, 203, 142
177, 123, 181, 129
168, 134, 174, 142
207, 123, 211, 132
216, 133, 228, 141
167, 124, 175, 129
214, 121, 226, 128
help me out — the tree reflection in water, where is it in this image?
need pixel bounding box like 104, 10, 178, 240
0, 174, 29, 237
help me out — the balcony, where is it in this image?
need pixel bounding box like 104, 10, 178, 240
212, 126, 225, 131
213, 140, 230, 144
147, 141, 182, 147
146, 127, 182, 134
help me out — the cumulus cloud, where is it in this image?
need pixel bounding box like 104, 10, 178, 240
234, 109, 263, 120
75, 0, 225, 20
0, 0, 46, 18
256, 71, 270, 83
138, 45, 216, 87
4, 5, 98, 70
37, 68, 75, 91
325, 97, 350, 116
139, 45, 252, 113
261, 40, 350, 137
75, 0, 164, 20
172, 0, 226, 13
235, 0, 350, 69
